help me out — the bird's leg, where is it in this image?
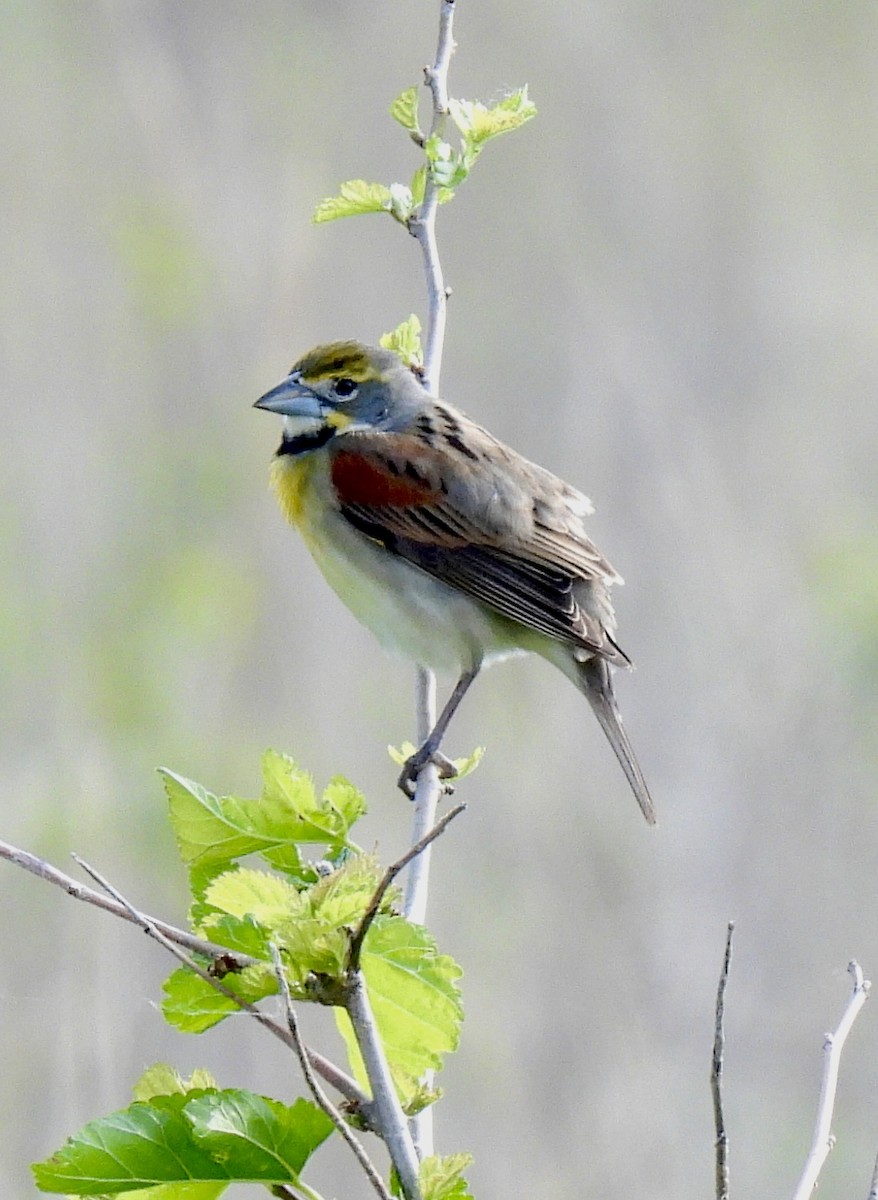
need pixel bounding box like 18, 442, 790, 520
398, 666, 480, 797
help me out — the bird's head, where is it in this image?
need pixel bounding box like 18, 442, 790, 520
254, 342, 425, 444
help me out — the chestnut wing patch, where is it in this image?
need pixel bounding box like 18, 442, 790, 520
331, 449, 438, 508
330, 435, 623, 660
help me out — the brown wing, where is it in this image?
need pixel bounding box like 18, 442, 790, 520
328, 422, 627, 663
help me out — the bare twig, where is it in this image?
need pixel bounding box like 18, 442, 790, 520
347, 972, 422, 1200
269, 944, 393, 1200
866, 1149, 878, 1200
1, 843, 367, 1112
409, 0, 456, 392
791, 960, 871, 1200
711, 922, 734, 1200
0, 837, 252, 964
349, 802, 465, 972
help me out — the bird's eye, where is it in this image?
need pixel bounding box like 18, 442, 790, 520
333, 377, 357, 398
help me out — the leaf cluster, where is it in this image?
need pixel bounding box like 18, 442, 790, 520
33, 751, 467, 1199
313, 85, 536, 227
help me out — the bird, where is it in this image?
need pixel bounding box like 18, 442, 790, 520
255, 341, 655, 824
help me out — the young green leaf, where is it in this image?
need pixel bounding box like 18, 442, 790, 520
449, 87, 537, 148
420, 1153, 475, 1200
133, 1065, 218, 1103
162, 964, 277, 1034
388, 741, 483, 781
312, 180, 393, 223
161, 751, 363, 876
389, 85, 422, 138
380, 315, 424, 369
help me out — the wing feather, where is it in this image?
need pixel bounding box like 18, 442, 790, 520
329, 420, 626, 662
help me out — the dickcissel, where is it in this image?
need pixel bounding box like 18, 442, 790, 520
255, 342, 655, 824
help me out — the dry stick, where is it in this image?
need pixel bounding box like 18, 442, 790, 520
268, 944, 393, 1200
403, 0, 459, 1163
791, 960, 871, 1200
59, 851, 369, 1115
711, 922, 734, 1200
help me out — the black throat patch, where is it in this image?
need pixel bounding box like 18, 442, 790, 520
277, 426, 336, 457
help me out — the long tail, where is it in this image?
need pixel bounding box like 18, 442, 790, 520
579, 656, 656, 825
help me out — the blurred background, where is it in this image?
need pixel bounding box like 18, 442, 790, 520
2, 1, 877, 1196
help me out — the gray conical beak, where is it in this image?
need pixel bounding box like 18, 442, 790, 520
254, 373, 323, 419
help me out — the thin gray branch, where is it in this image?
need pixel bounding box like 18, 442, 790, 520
346, 972, 422, 1200
0, 838, 367, 1112
711, 921, 734, 1200
0, 837, 250, 963
269, 945, 393, 1200
404, 0, 459, 935
791, 960, 871, 1200
349, 802, 465, 972
866, 1149, 878, 1200
401, 0, 459, 1163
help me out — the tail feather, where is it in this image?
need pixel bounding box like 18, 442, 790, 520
579, 656, 656, 825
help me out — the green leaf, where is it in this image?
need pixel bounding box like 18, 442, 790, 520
275, 854, 387, 984
380, 315, 424, 369
162, 964, 277, 1034
420, 1153, 475, 1200
161, 750, 363, 875
132, 1065, 217, 1103
390, 85, 422, 136
203, 868, 304, 927
312, 180, 393, 223
387, 741, 484, 780
32, 1093, 230, 1194
32, 1092, 332, 1195
120, 1183, 228, 1200
449, 87, 537, 148
185, 1092, 333, 1181
336, 916, 463, 1094
120, 1182, 228, 1200
424, 136, 464, 189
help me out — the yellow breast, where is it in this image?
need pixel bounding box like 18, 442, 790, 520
269, 454, 317, 530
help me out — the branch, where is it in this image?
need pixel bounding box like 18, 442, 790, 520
711, 922, 734, 1200
0, 837, 250, 964
346, 972, 422, 1200
269, 945, 393, 1200
867, 1149, 878, 1200
791, 960, 871, 1200
402, 0, 457, 936
402, 1, 459, 1160
349, 802, 465, 972
0, 838, 368, 1114
410, 0, 456, 392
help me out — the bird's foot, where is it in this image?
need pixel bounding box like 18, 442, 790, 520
398, 745, 458, 798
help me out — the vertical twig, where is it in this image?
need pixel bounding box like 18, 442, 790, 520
791, 960, 871, 1200
346, 973, 422, 1200
712, 922, 734, 1200
402, 2, 459, 1161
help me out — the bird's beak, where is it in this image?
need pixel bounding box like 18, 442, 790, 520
254, 373, 323, 420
